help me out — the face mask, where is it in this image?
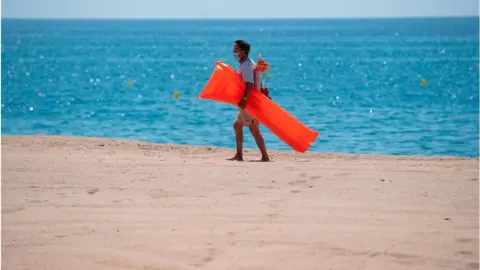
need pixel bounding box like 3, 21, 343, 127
233, 52, 240, 62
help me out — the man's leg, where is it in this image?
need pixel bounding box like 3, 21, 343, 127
249, 122, 270, 162
228, 119, 244, 161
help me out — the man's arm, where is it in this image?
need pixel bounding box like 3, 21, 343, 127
241, 61, 255, 100
242, 82, 254, 100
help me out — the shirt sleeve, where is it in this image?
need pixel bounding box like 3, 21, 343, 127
240, 60, 255, 84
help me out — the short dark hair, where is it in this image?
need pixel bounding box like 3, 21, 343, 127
235, 40, 250, 55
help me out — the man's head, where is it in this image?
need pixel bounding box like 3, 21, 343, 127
233, 40, 250, 62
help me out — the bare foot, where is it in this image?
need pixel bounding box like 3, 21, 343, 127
260, 156, 270, 162
227, 154, 244, 161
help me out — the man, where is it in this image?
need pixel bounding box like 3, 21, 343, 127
228, 40, 270, 162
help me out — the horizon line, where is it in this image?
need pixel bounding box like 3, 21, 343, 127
2, 15, 479, 20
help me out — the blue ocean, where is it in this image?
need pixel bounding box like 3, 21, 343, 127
2, 18, 479, 157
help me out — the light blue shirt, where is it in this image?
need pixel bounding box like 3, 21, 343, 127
237, 58, 255, 84
237, 58, 263, 90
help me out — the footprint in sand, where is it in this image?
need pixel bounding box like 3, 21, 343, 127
335, 173, 353, 176
457, 250, 474, 257
2, 207, 25, 214
456, 238, 475, 244
231, 192, 250, 196
140, 176, 156, 182
288, 180, 307, 185
267, 213, 279, 219
288, 180, 313, 189
191, 247, 218, 267
148, 189, 180, 198
87, 187, 99, 195
28, 199, 43, 204
466, 262, 479, 269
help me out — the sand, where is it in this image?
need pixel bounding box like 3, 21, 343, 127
1, 135, 479, 270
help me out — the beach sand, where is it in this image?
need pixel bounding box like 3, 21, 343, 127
2, 135, 479, 270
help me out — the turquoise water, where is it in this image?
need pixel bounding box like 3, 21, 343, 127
2, 18, 479, 157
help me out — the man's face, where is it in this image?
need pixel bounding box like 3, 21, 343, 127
233, 43, 245, 58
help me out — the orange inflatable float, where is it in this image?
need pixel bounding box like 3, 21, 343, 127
197, 61, 319, 153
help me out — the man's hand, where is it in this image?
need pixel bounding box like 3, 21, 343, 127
238, 97, 247, 109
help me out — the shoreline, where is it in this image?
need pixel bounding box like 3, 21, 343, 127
2, 134, 478, 161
